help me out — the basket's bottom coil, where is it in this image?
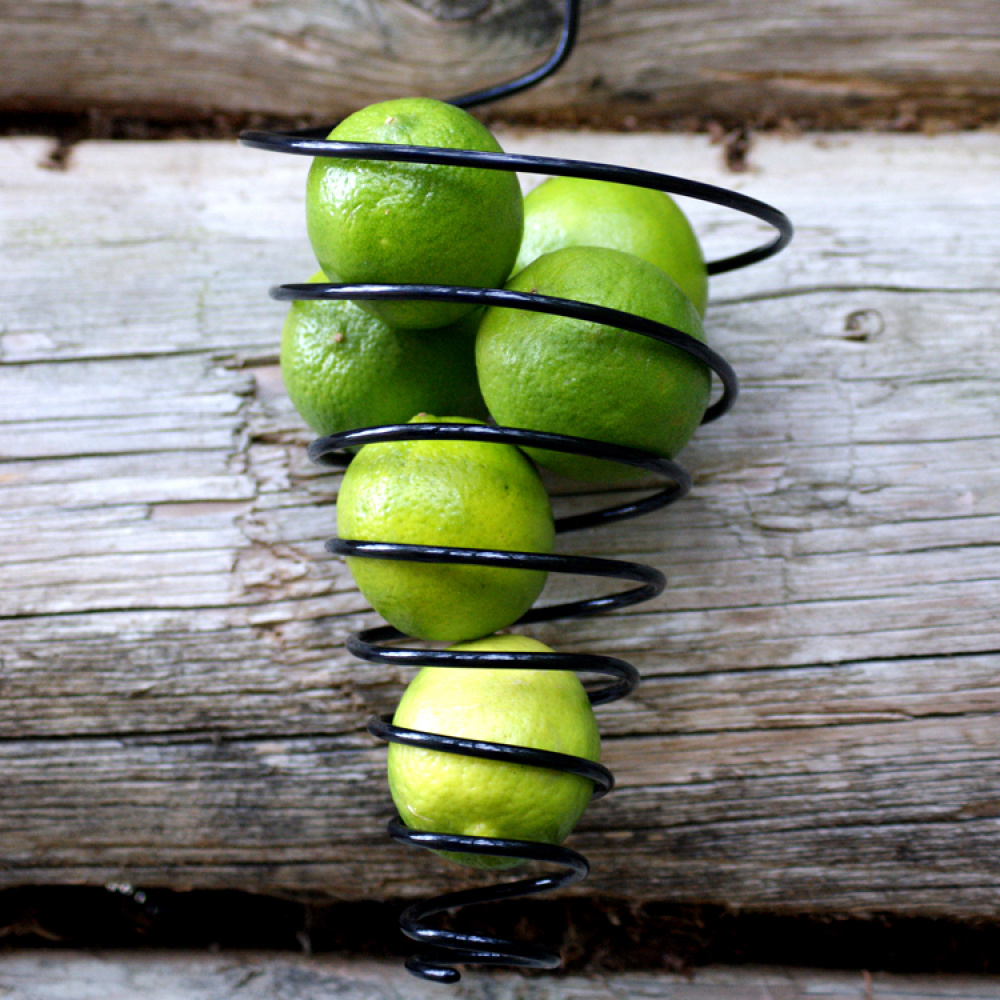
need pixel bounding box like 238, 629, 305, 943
374, 700, 616, 983
390, 822, 592, 983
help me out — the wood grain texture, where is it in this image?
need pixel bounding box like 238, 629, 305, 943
3, 954, 1000, 1000
2, 0, 1000, 126
2, 131, 999, 916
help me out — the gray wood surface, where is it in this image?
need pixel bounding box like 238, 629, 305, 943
3, 0, 1000, 127
3, 955, 1000, 1000
2, 130, 999, 917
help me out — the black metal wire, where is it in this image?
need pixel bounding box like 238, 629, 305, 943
346, 628, 640, 708
239, 0, 792, 982
447, 0, 581, 110
390, 820, 591, 983
238, 139, 792, 279
309, 421, 692, 531
284, 284, 740, 421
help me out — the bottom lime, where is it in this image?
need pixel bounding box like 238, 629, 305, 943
387, 634, 601, 870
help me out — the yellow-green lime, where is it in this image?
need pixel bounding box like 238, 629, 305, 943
336, 415, 554, 642
306, 97, 523, 330
280, 270, 488, 437
476, 245, 712, 484
514, 175, 709, 316
387, 634, 601, 870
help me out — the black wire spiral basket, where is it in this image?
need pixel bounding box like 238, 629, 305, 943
241, 0, 793, 983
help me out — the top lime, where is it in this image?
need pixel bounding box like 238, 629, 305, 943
305, 97, 523, 330
514, 176, 709, 316
387, 634, 601, 870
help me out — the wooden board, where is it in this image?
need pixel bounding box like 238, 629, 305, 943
2, 130, 1000, 917
3, 954, 1000, 1000
3, 0, 1000, 127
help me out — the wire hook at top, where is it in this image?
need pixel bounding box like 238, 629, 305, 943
447, 0, 581, 108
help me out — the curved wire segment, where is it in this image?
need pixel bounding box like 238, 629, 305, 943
390, 820, 591, 983
446, 0, 581, 110
238, 137, 793, 277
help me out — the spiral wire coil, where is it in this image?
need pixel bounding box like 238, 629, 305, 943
240, 0, 793, 982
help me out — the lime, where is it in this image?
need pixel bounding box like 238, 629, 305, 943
280, 270, 488, 437
306, 97, 523, 330
336, 415, 554, 642
476, 245, 712, 484
388, 634, 601, 870
514, 175, 709, 316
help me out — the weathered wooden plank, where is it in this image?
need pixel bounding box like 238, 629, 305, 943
2, 132, 999, 915
2, 954, 1000, 1000
3, 714, 1000, 913
3, 1, 1000, 127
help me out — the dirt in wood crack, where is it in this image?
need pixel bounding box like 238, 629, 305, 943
2, 887, 999, 975
3, 100, 998, 152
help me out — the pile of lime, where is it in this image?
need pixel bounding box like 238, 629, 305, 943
279, 97, 713, 867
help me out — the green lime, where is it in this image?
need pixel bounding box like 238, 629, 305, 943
514, 175, 708, 315
336, 415, 554, 642
476, 245, 712, 484
306, 97, 523, 330
388, 634, 601, 870
280, 270, 488, 437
